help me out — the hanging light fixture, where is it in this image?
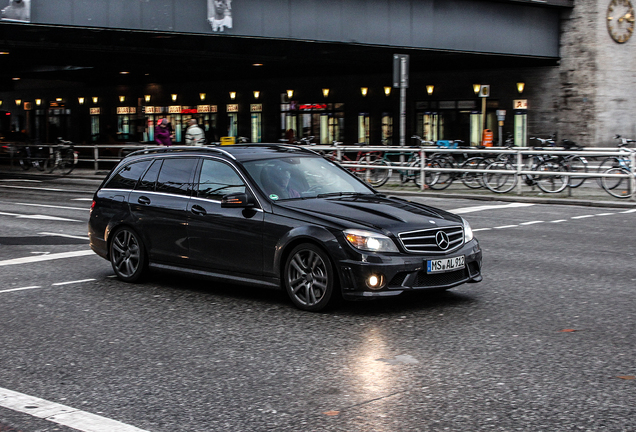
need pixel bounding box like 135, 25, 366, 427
15, 99, 21, 106
361, 87, 368, 96
473, 84, 481, 95
119, 95, 126, 103
384, 86, 391, 96
516, 82, 525, 94
199, 93, 206, 101
92, 97, 99, 104
286, 90, 294, 99
426, 85, 434, 95
171, 94, 178, 102
144, 95, 151, 103
253, 91, 260, 99
229, 92, 236, 100
322, 88, 330, 98
78, 97, 85, 105
35, 99, 41, 106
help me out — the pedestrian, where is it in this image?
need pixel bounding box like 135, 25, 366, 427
185, 118, 206, 146
154, 118, 172, 146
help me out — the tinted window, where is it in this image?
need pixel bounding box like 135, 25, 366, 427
105, 160, 151, 190
136, 159, 162, 191
197, 159, 246, 201
156, 158, 197, 196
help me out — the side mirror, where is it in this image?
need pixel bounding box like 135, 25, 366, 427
221, 192, 255, 208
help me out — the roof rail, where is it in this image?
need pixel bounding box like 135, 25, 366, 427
126, 145, 237, 160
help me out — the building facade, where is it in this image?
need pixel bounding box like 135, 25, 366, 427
0, 0, 633, 147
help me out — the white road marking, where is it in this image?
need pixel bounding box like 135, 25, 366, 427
17, 202, 89, 211
0, 179, 42, 182
0, 286, 42, 294
0, 184, 65, 191
449, 202, 535, 214
551, 219, 567, 223
520, 221, 544, 225
0, 250, 94, 267
0, 386, 150, 432
493, 225, 518, 229
72, 198, 94, 201
571, 215, 595, 219
473, 228, 492, 232
39, 232, 89, 240
52, 279, 96, 286
621, 209, 636, 213
595, 213, 615, 216
0, 211, 80, 222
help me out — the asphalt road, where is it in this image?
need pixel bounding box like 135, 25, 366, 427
0, 173, 635, 432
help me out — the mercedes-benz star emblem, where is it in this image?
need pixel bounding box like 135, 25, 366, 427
435, 231, 450, 250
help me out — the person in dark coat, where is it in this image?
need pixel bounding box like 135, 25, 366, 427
154, 118, 172, 146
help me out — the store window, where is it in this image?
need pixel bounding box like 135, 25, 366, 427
282, 99, 344, 144
358, 113, 369, 144
381, 113, 393, 145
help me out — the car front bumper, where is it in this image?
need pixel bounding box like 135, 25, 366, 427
337, 239, 482, 300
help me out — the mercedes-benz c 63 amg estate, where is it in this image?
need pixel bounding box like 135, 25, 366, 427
88, 144, 482, 311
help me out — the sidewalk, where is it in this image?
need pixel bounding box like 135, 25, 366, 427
1, 161, 635, 209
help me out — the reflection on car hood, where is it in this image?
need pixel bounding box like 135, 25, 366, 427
276, 194, 463, 233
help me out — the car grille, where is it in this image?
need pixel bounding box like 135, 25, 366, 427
414, 268, 468, 288
398, 226, 464, 254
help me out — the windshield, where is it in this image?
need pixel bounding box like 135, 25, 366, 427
243, 155, 375, 201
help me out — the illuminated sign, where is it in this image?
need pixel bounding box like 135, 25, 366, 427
250, 104, 262, 112
197, 105, 211, 113
299, 103, 327, 110
90, 107, 101, 115
117, 107, 130, 114
24, 102, 32, 110
181, 108, 198, 114
145, 106, 155, 114
227, 104, 239, 112
169, 105, 182, 113
513, 99, 528, 110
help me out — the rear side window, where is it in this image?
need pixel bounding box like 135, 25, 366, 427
156, 158, 197, 196
197, 159, 246, 201
136, 159, 162, 192
104, 160, 151, 190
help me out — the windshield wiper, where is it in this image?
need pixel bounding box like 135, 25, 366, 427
316, 192, 372, 198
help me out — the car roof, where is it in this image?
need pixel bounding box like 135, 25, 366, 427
125, 144, 319, 163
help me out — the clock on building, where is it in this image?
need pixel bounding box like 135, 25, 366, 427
607, 0, 635, 43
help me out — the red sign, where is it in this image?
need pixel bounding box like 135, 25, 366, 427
299, 103, 327, 110
181, 108, 198, 114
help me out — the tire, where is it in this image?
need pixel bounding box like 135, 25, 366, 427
601, 167, 633, 199
460, 157, 487, 189
110, 227, 147, 282
484, 161, 517, 193
427, 157, 454, 190
284, 243, 336, 312
535, 160, 568, 193
59, 151, 75, 175
18, 153, 31, 170
364, 159, 391, 187
596, 157, 620, 187
564, 156, 588, 188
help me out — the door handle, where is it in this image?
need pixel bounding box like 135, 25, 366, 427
191, 205, 207, 216
137, 196, 151, 205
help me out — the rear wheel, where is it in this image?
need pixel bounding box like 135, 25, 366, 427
460, 157, 488, 189
59, 150, 76, 175
426, 157, 454, 190
602, 167, 633, 198
284, 243, 336, 312
363, 159, 391, 187
484, 161, 517, 193
564, 156, 588, 188
535, 160, 568, 193
110, 227, 147, 282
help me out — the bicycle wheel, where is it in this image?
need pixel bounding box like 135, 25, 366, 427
484, 161, 517, 193
17, 150, 31, 171
45, 152, 58, 173
363, 159, 391, 187
535, 160, 568, 193
564, 156, 588, 188
596, 157, 620, 187
601, 167, 632, 198
59, 150, 76, 175
427, 157, 454, 190
460, 157, 488, 189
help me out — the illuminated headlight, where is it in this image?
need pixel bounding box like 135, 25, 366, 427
462, 217, 474, 242
344, 229, 399, 253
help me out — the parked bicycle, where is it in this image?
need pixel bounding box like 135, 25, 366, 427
16, 143, 48, 171
596, 135, 634, 187
45, 139, 79, 175
321, 141, 386, 187
600, 138, 634, 198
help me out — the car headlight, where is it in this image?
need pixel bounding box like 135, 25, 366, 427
344, 229, 399, 253
462, 217, 474, 243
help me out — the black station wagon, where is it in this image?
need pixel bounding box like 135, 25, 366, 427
88, 144, 482, 311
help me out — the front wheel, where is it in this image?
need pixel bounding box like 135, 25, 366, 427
59, 151, 76, 175
364, 159, 391, 188
601, 168, 633, 199
284, 243, 337, 312
110, 227, 147, 282
535, 160, 568, 193
484, 161, 517, 193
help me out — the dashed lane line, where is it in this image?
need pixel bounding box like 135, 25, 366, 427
449, 202, 535, 214
39, 232, 89, 240
0, 250, 94, 267
16, 202, 90, 211
474, 208, 635, 231
0, 211, 80, 222
0, 386, 150, 432
0, 286, 42, 294
51, 278, 96, 286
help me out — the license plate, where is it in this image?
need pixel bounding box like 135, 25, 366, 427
427, 255, 465, 274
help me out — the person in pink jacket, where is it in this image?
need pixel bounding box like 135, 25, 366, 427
154, 118, 172, 146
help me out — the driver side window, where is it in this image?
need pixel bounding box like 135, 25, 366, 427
197, 159, 245, 201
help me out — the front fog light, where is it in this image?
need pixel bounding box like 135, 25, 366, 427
366, 274, 385, 290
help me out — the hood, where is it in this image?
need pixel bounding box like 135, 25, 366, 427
274, 194, 463, 235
